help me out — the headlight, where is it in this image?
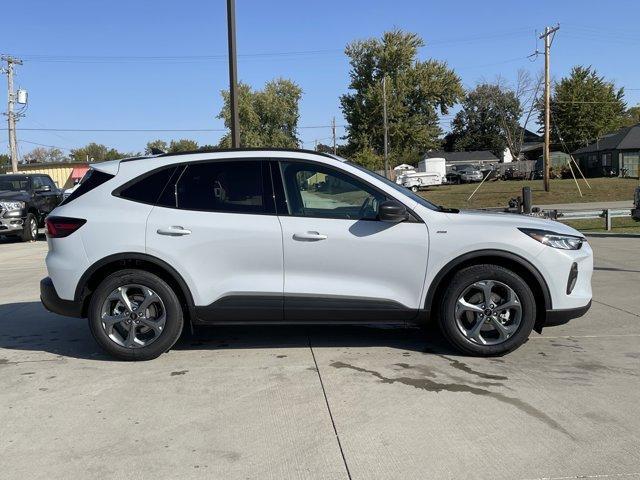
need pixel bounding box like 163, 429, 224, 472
0, 201, 25, 211
519, 228, 584, 250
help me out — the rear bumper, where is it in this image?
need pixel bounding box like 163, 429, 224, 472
40, 277, 84, 318
544, 300, 591, 327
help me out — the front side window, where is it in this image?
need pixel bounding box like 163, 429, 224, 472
280, 161, 386, 220
175, 161, 268, 214
31, 176, 45, 190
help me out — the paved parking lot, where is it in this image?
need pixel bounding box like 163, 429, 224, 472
1, 235, 639, 480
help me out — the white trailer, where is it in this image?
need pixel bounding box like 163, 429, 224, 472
396, 157, 446, 192
398, 171, 442, 192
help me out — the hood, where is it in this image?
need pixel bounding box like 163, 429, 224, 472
0, 190, 30, 202
453, 209, 584, 236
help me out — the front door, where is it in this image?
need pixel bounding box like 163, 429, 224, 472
276, 160, 429, 323
145, 159, 284, 322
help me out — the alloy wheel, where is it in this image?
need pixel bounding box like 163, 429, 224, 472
454, 279, 522, 346
100, 284, 166, 348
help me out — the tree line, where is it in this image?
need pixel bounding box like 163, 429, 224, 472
14, 29, 640, 169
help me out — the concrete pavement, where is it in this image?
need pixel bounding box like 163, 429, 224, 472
1, 236, 639, 479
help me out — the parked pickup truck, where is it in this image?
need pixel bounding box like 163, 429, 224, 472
0, 173, 63, 241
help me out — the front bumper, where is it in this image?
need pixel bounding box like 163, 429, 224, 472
0, 215, 25, 234
40, 277, 84, 318
545, 300, 591, 327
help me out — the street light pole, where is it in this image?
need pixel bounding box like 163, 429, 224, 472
226, 0, 240, 148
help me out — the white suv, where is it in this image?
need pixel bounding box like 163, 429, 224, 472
40, 149, 593, 360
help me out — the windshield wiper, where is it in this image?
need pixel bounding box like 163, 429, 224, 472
438, 205, 459, 213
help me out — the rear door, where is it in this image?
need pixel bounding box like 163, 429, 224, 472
275, 159, 429, 322
144, 159, 284, 322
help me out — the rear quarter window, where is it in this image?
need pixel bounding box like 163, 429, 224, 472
60, 169, 114, 206
116, 166, 179, 206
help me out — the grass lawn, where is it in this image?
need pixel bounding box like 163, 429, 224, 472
419, 177, 639, 210
560, 216, 640, 234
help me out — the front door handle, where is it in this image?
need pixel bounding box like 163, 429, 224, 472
157, 226, 192, 237
293, 231, 327, 241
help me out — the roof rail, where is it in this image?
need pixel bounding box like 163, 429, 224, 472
155, 147, 337, 160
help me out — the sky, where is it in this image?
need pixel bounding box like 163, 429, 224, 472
2, 0, 640, 158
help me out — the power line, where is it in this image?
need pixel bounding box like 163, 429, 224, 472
17, 125, 346, 132
18, 139, 72, 151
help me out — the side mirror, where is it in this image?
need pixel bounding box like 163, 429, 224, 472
378, 200, 408, 223
36, 185, 52, 193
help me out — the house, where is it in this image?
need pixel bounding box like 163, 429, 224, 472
572, 124, 640, 178
424, 150, 500, 170
503, 128, 544, 162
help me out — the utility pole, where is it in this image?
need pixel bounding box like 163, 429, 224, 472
539, 24, 559, 192
331, 116, 336, 155
382, 76, 389, 178
226, 0, 240, 148
2, 55, 23, 173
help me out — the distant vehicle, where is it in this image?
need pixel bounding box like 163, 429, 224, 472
446, 166, 483, 184
41, 149, 592, 360
0, 173, 62, 241
503, 167, 529, 181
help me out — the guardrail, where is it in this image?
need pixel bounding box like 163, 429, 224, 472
552, 208, 631, 231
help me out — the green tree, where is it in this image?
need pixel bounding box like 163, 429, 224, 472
22, 147, 67, 164
145, 140, 169, 154
450, 83, 522, 157
169, 139, 198, 152
0, 154, 10, 172
623, 104, 640, 126
543, 66, 627, 148
340, 29, 463, 166
217, 78, 302, 148
70, 143, 129, 162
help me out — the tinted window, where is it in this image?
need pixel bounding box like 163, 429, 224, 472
280, 161, 386, 220
31, 176, 45, 189
176, 161, 268, 214
41, 176, 57, 189
0, 176, 29, 192
118, 166, 178, 206
60, 170, 114, 206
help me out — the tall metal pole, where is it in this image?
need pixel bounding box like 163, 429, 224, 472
226, 0, 240, 148
2, 55, 22, 173
332, 116, 336, 155
382, 76, 389, 178
539, 25, 559, 192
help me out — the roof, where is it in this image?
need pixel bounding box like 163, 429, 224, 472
573, 123, 640, 154
424, 150, 500, 163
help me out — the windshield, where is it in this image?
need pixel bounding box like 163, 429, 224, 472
343, 159, 439, 211
0, 176, 29, 192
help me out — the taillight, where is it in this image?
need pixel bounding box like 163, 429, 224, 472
45, 216, 86, 238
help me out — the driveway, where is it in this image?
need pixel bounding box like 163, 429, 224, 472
1, 236, 639, 480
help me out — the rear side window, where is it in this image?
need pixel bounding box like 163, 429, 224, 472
60, 169, 114, 206
118, 166, 178, 206
175, 161, 270, 214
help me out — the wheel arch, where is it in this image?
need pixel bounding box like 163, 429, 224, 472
75, 253, 195, 321
424, 249, 551, 332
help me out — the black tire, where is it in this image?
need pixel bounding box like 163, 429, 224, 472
411, 185, 419, 193
21, 213, 38, 242
88, 269, 184, 361
438, 264, 535, 356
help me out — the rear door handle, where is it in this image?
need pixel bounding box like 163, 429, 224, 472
293, 231, 327, 241
157, 226, 192, 237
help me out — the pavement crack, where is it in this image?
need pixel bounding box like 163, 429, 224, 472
307, 336, 352, 480
592, 300, 640, 318
331, 361, 573, 439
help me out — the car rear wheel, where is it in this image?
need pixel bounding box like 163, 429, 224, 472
439, 264, 535, 356
411, 185, 419, 193
88, 269, 183, 360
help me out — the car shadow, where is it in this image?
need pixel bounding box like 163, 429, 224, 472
0, 302, 458, 361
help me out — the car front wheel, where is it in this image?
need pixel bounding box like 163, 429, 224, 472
439, 264, 536, 356
88, 269, 184, 360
